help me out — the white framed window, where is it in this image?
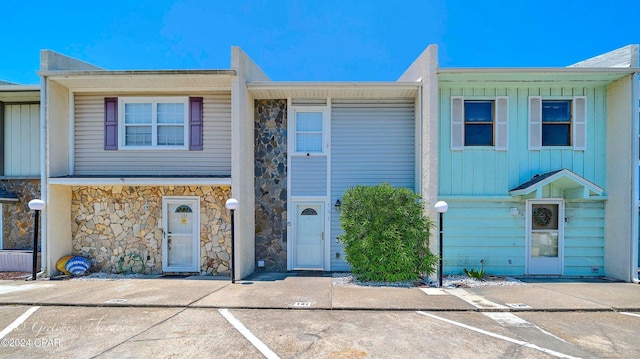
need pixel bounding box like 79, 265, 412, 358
118, 97, 189, 149
464, 100, 494, 146
529, 96, 586, 150
451, 96, 508, 150
291, 106, 329, 154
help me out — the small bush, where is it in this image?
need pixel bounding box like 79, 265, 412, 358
463, 267, 485, 280
338, 183, 437, 282
463, 259, 486, 280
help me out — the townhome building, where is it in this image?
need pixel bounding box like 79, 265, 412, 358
410, 45, 638, 281
38, 49, 264, 278
37, 44, 639, 282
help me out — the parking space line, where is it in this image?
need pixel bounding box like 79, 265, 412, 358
445, 288, 508, 309
0, 306, 39, 339
218, 309, 281, 359
483, 312, 568, 343
420, 288, 448, 296
620, 312, 640, 318
416, 311, 579, 359
483, 312, 533, 327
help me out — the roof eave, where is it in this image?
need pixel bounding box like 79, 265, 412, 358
438, 67, 640, 74
247, 81, 421, 99
39, 69, 237, 77
247, 81, 421, 89
0, 85, 40, 92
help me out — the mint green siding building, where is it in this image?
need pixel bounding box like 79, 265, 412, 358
432, 48, 639, 281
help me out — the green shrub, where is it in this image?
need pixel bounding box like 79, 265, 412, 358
338, 183, 437, 282
463, 267, 485, 280
463, 259, 486, 280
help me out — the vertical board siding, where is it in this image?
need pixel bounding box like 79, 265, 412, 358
74, 93, 231, 176
4, 104, 40, 176
442, 200, 604, 276
290, 156, 327, 196
330, 99, 415, 271
439, 86, 607, 196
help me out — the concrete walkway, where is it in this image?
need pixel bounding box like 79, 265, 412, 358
0, 273, 638, 312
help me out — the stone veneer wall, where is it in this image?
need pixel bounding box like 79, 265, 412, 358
71, 185, 231, 275
0, 179, 41, 249
254, 99, 288, 271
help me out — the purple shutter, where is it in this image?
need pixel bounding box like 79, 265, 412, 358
104, 97, 118, 150
189, 97, 203, 151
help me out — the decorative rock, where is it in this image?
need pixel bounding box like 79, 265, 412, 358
110, 223, 124, 237
71, 185, 231, 275
254, 101, 288, 272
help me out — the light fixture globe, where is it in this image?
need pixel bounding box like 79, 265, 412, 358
434, 200, 448, 213
28, 199, 46, 211
225, 198, 239, 211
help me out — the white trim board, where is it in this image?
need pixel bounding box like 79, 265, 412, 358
48, 177, 231, 186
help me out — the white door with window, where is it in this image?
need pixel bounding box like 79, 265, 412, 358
526, 200, 563, 275
293, 203, 325, 270
162, 197, 200, 272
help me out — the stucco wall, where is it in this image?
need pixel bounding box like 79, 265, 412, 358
254, 99, 288, 271
70, 185, 231, 275
231, 47, 268, 279
605, 75, 635, 281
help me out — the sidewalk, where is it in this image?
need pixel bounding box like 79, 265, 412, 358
0, 273, 638, 312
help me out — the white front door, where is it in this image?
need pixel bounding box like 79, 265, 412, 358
293, 203, 325, 270
162, 197, 200, 272
526, 200, 563, 275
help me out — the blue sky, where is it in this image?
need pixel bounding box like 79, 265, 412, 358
2, 0, 639, 84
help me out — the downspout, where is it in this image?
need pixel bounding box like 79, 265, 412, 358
632, 72, 639, 284
38, 75, 47, 277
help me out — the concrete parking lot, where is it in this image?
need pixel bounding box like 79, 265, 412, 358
0, 275, 638, 358
1, 306, 639, 358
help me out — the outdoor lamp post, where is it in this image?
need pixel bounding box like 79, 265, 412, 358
225, 198, 239, 284
28, 199, 46, 281
434, 201, 448, 287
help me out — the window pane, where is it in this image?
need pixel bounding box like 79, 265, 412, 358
542, 124, 570, 146
124, 103, 152, 124
296, 133, 322, 152
465, 124, 493, 146
296, 112, 322, 131
542, 101, 570, 122
531, 232, 559, 257
158, 125, 185, 146
157, 103, 185, 124
125, 126, 152, 146
465, 101, 493, 122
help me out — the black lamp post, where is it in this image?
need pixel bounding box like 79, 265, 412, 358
225, 198, 238, 284
434, 200, 448, 287
28, 199, 46, 280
